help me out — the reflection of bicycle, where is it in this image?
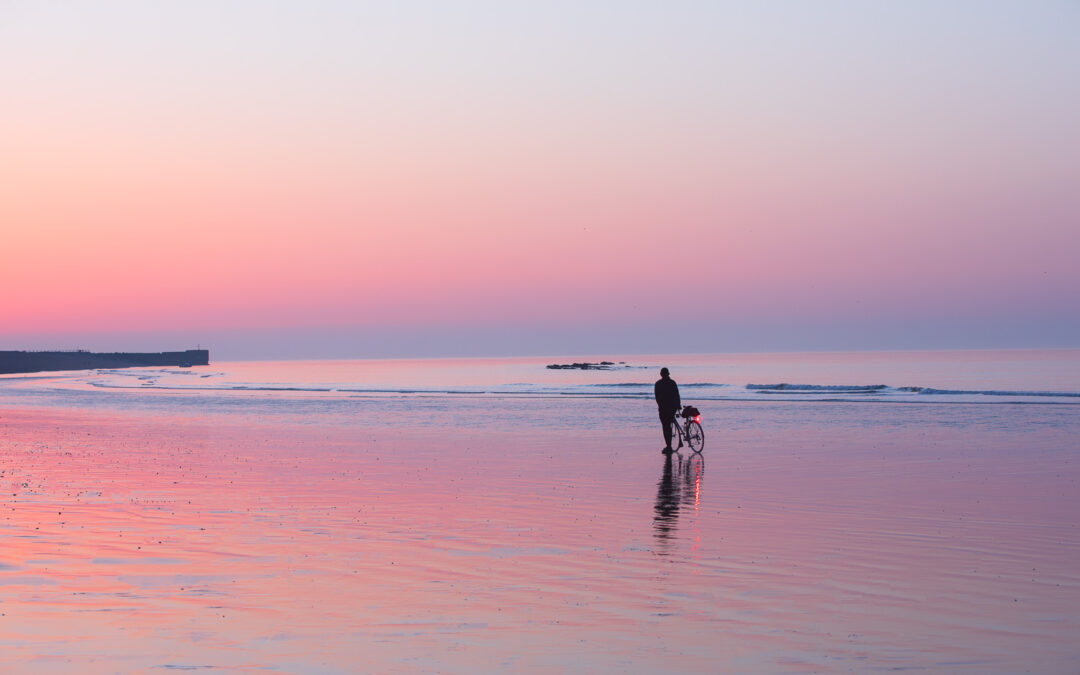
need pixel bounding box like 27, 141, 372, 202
670, 405, 704, 453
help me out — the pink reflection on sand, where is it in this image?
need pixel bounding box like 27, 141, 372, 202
0, 405, 1078, 671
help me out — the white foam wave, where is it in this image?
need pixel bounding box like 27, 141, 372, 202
8, 365, 1076, 406
914, 388, 1080, 398
77, 376, 1080, 404
747, 383, 887, 392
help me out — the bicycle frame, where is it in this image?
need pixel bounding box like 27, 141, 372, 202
670, 417, 686, 449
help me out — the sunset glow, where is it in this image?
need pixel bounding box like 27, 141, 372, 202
2, 2, 1077, 357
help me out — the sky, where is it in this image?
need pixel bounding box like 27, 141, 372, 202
2, 1, 1078, 360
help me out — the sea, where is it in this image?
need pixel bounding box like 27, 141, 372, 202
1, 348, 1078, 672
3, 348, 1079, 416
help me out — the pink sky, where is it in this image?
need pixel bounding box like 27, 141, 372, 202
2, 2, 1077, 358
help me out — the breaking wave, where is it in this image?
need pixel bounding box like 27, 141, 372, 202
739, 383, 1080, 403
5, 365, 1076, 406
747, 384, 888, 392
75, 375, 1080, 404
912, 388, 1080, 398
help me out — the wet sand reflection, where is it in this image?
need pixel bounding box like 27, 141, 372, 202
652, 453, 680, 551
653, 453, 705, 553
1, 404, 1079, 672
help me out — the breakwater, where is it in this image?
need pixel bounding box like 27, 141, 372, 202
0, 349, 209, 375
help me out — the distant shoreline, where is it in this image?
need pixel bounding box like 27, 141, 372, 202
0, 349, 209, 375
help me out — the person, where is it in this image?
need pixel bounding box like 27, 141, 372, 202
654, 367, 681, 453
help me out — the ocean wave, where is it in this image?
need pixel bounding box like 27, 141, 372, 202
743, 383, 1080, 401
747, 384, 888, 391
914, 388, 1080, 398
69, 375, 1080, 404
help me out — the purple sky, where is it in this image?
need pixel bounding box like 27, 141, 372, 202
2, 1, 1078, 359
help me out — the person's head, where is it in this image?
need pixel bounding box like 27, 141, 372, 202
660, 367, 670, 378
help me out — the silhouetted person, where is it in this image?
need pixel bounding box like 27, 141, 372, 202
654, 367, 681, 453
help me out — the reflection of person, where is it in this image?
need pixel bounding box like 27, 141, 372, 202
653, 452, 680, 544
654, 367, 681, 453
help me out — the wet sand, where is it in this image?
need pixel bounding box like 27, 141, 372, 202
1, 401, 1078, 673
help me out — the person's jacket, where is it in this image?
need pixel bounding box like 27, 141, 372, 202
654, 377, 681, 415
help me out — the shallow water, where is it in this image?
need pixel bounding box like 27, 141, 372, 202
4, 349, 1080, 407
1, 352, 1078, 672
0, 406, 1076, 671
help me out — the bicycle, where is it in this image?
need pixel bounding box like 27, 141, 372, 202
670, 405, 705, 453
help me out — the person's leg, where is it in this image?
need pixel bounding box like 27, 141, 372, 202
660, 412, 673, 449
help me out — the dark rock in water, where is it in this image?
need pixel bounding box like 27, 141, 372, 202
546, 361, 617, 370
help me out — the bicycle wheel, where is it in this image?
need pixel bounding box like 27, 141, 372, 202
686, 420, 704, 453
669, 420, 683, 449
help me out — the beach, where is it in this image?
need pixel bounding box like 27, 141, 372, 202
7, 1, 1077, 670
1, 352, 1079, 672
